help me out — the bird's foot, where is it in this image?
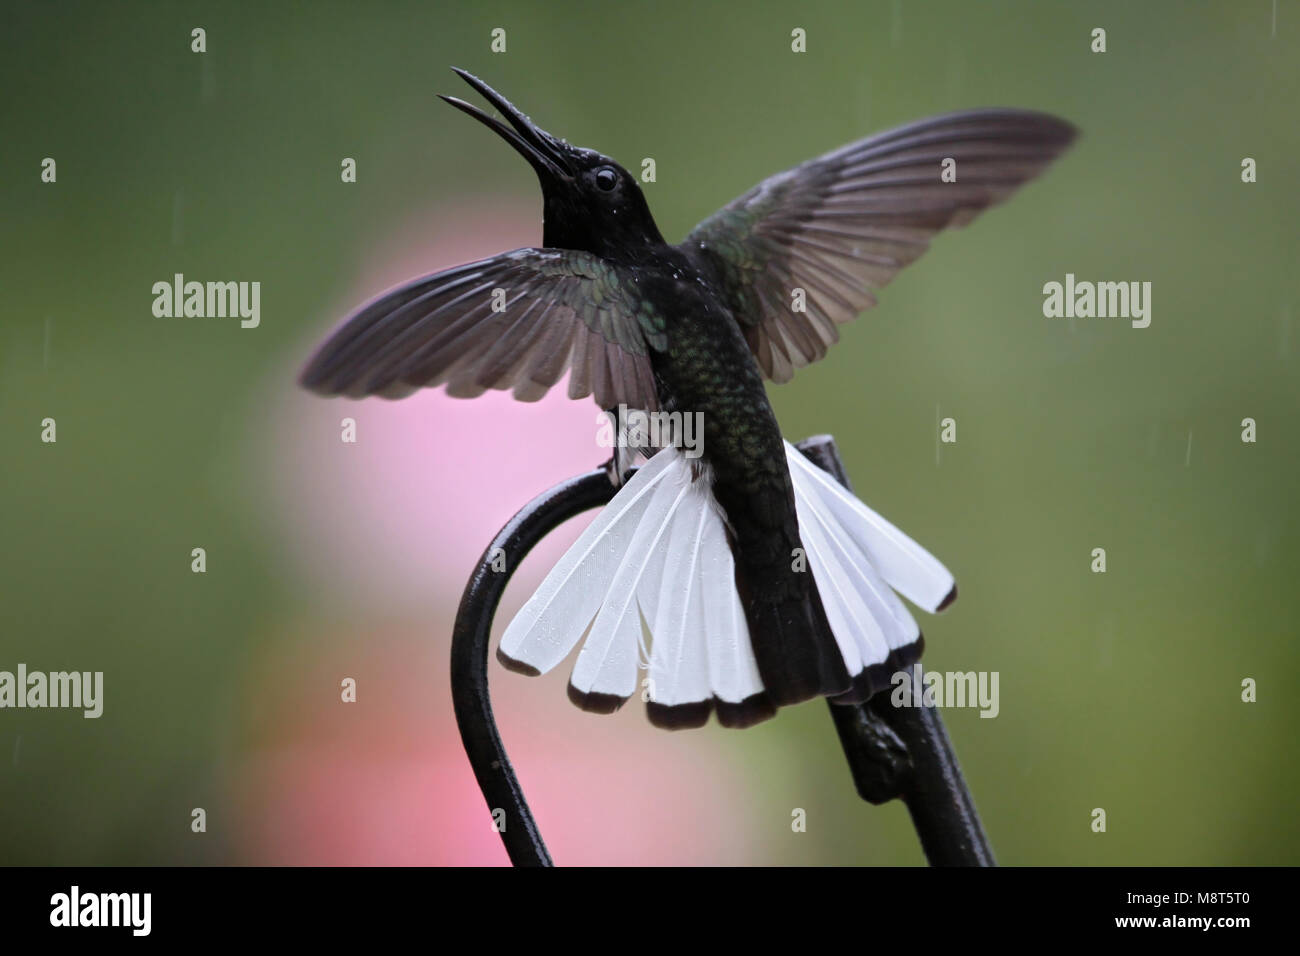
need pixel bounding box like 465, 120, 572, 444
604, 448, 634, 488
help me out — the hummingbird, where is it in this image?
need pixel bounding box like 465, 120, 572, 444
300, 68, 1075, 729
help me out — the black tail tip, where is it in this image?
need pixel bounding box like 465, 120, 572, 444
646, 700, 712, 730
496, 646, 541, 676
567, 682, 627, 714
716, 693, 778, 729
646, 692, 779, 730
936, 583, 958, 612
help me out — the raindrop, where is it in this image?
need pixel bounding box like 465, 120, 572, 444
947, 39, 965, 101
201, 52, 216, 102
172, 189, 184, 246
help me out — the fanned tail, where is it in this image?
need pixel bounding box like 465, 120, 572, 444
498, 442, 955, 729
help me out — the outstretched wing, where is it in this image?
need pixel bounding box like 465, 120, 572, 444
300, 247, 666, 411
684, 109, 1077, 383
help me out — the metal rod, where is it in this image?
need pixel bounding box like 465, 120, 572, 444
449, 467, 617, 867
451, 436, 994, 866
796, 435, 996, 866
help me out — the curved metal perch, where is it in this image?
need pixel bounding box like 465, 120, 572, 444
800, 436, 995, 866
450, 467, 616, 866
450, 435, 994, 866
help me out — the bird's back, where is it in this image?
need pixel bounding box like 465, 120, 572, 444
639, 247, 854, 706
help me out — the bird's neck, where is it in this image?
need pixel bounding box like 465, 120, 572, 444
542, 202, 667, 262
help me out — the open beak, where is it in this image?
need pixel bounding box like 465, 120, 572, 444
440, 68, 575, 182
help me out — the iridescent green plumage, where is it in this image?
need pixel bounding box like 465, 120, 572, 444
301, 69, 1076, 718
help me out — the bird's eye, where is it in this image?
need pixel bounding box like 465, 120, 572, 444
594, 167, 619, 191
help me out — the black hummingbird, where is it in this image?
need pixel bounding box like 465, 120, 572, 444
301, 68, 1075, 729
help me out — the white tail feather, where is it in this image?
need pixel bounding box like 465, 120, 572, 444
788, 456, 921, 658
785, 441, 955, 613
570, 468, 689, 699
646, 495, 713, 706
499, 446, 677, 674
700, 515, 764, 705
500, 442, 954, 719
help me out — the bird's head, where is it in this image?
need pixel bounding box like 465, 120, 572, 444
440, 68, 665, 259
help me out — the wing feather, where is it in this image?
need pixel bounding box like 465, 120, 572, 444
685, 109, 1076, 382
300, 247, 661, 411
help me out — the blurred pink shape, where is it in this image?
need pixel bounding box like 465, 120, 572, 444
236, 625, 759, 865
241, 196, 761, 865
267, 197, 609, 611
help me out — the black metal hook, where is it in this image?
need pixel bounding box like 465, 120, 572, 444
799, 435, 995, 866
449, 435, 995, 866
449, 468, 616, 866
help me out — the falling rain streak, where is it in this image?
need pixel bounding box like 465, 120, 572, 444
172, 190, 184, 246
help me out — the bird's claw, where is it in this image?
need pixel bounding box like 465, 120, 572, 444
604, 452, 630, 489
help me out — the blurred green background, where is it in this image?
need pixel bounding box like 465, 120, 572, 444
2, 0, 1297, 865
